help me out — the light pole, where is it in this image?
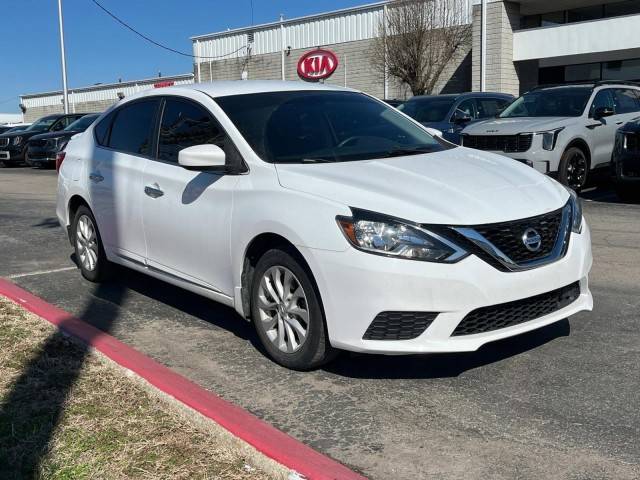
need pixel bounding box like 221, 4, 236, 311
57, 0, 69, 113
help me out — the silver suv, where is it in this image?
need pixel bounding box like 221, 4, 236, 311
461, 82, 640, 190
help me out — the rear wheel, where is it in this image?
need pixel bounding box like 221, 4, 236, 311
251, 249, 336, 370
72, 205, 111, 282
558, 147, 589, 191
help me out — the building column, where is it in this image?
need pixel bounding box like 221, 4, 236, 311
472, 0, 521, 95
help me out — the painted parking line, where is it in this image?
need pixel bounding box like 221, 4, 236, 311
0, 278, 367, 480
8, 266, 77, 279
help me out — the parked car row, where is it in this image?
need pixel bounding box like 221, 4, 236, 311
389, 81, 640, 200
0, 112, 99, 168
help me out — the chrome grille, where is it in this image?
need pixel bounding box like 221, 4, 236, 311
462, 134, 533, 153
0, 138, 9, 147
441, 203, 573, 272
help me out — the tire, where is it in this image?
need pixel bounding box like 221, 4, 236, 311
250, 248, 337, 370
558, 147, 589, 191
72, 205, 111, 282
614, 183, 640, 204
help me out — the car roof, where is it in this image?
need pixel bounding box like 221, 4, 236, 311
407, 92, 513, 101
134, 80, 354, 100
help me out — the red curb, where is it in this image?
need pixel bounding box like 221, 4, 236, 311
0, 278, 367, 480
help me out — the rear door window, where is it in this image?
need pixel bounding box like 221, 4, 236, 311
613, 89, 640, 114
107, 100, 159, 156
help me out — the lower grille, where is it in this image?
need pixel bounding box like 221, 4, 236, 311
463, 134, 532, 153
452, 282, 580, 336
363, 311, 438, 340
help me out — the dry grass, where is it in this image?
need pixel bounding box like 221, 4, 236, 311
0, 297, 285, 480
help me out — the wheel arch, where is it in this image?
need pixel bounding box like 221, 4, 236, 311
239, 232, 320, 320
564, 138, 592, 169
66, 195, 91, 243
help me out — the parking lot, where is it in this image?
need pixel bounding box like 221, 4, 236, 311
1, 167, 639, 479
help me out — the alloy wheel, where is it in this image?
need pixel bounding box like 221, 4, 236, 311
566, 151, 587, 190
76, 214, 99, 272
256, 265, 309, 354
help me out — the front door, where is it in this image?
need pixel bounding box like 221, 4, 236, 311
141, 96, 241, 296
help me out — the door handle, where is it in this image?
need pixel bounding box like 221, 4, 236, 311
89, 172, 104, 183
616, 121, 624, 125
144, 184, 164, 199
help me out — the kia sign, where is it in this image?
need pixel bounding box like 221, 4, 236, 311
297, 49, 339, 81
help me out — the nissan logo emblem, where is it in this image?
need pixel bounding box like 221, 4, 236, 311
522, 228, 542, 252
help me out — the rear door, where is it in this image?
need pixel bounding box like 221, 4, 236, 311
89, 99, 160, 264
141, 95, 241, 296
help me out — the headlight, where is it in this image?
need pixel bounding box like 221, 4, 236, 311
13, 136, 23, 146
337, 209, 467, 262
540, 127, 564, 151
565, 187, 583, 233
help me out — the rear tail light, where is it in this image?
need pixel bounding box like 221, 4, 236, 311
55, 151, 66, 172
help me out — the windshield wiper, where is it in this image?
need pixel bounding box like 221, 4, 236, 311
300, 157, 334, 163
385, 145, 438, 158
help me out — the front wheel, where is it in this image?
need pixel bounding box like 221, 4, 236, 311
251, 249, 336, 370
558, 147, 589, 191
72, 205, 111, 282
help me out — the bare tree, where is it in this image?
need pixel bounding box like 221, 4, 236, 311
372, 0, 472, 96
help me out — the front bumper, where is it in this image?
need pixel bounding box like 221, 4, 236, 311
302, 222, 592, 354
0, 144, 26, 163
26, 146, 57, 166
611, 150, 640, 184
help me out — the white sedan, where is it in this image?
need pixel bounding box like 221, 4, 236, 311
56, 81, 593, 370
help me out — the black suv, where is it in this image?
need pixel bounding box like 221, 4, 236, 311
27, 113, 100, 168
612, 118, 640, 202
0, 113, 88, 167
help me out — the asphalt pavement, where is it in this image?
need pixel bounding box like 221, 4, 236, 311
1, 167, 639, 479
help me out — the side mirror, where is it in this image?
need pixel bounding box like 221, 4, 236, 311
424, 127, 443, 138
178, 144, 226, 171
594, 106, 615, 120
452, 110, 472, 124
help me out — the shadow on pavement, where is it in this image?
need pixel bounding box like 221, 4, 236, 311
0, 283, 127, 476
325, 319, 571, 380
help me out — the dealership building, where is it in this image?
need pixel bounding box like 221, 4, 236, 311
191, 0, 640, 97
19, 0, 640, 122
20, 74, 194, 123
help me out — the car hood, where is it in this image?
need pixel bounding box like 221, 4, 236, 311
275, 147, 569, 225
463, 117, 574, 135
29, 130, 78, 142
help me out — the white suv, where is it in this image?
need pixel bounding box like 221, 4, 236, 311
462, 82, 640, 190
56, 81, 593, 370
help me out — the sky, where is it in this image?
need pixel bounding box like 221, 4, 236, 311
1, 0, 368, 113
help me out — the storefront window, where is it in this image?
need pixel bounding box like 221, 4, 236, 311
519, 1, 640, 30
603, 59, 640, 81
565, 63, 601, 82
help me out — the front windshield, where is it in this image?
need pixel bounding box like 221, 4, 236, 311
215, 91, 449, 164
64, 114, 99, 131
500, 87, 592, 118
397, 98, 456, 123
25, 117, 58, 132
